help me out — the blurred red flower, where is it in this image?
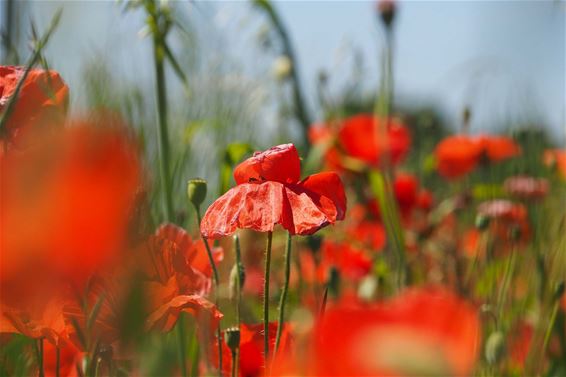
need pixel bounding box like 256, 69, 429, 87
201, 144, 346, 238
0, 66, 69, 146
309, 287, 481, 376
211, 322, 291, 377
338, 114, 410, 167
435, 135, 521, 179
1, 117, 141, 287
543, 149, 566, 179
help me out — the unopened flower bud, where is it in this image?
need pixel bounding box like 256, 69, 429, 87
272, 55, 292, 81
225, 327, 240, 352
187, 179, 207, 208
485, 331, 506, 365
229, 262, 246, 300
475, 215, 490, 231
376, 0, 396, 28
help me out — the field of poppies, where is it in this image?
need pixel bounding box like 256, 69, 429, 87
1, 1, 565, 377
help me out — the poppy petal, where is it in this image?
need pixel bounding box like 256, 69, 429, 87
145, 295, 222, 333
200, 182, 288, 239
233, 144, 301, 185
298, 172, 347, 221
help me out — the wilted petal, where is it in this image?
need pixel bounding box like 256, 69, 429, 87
145, 295, 222, 333
200, 182, 288, 238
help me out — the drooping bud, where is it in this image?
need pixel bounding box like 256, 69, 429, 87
229, 262, 246, 300
376, 0, 396, 28
475, 215, 490, 231
187, 178, 207, 208
485, 331, 506, 365
224, 327, 241, 352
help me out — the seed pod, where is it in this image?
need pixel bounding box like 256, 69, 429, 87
187, 179, 207, 208
485, 331, 505, 365
225, 327, 241, 352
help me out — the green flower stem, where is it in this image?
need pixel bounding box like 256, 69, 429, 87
148, 1, 174, 221
263, 231, 273, 364
274, 232, 292, 359
497, 245, 517, 318
230, 349, 237, 377
233, 235, 243, 377
176, 316, 187, 377
38, 338, 44, 377
195, 207, 222, 377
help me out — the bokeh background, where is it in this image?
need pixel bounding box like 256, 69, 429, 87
0, 1, 566, 139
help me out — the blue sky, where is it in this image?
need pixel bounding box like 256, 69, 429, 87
2, 1, 564, 143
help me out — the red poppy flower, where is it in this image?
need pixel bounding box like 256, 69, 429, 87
322, 241, 373, 281
435, 135, 483, 178
0, 297, 68, 345
435, 134, 521, 179
0, 66, 69, 146
1, 118, 141, 287
478, 135, 521, 162
210, 322, 291, 377
201, 144, 346, 238
346, 219, 387, 251
143, 224, 223, 332
310, 287, 481, 376
543, 149, 566, 179
508, 322, 533, 368
338, 114, 410, 167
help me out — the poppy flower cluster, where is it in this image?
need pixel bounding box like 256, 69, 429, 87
434, 134, 521, 179
309, 113, 411, 172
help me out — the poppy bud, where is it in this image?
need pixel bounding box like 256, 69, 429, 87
187, 179, 207, 208
229, 262, 246, 300
475, 215, 490, 231
272, 55, 292, 81
225, 327, 241, 352
376, 0, 396, 28
485, 331, 505, 365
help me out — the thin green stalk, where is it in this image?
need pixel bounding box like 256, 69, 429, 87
232, 235, 243, 377
263, 231, 273, 364
195, 207, 222, 377
149, 4, 174, 221
274, 232, 292, 359
230, 349, 237, 377
38, 338, 44, 377
233, 235, 243, 327
541, 301, 560, 367
176, 316, 187, 377
252, 0, 312, 151
188, 330, 200, 377
497, 246, 517, 317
